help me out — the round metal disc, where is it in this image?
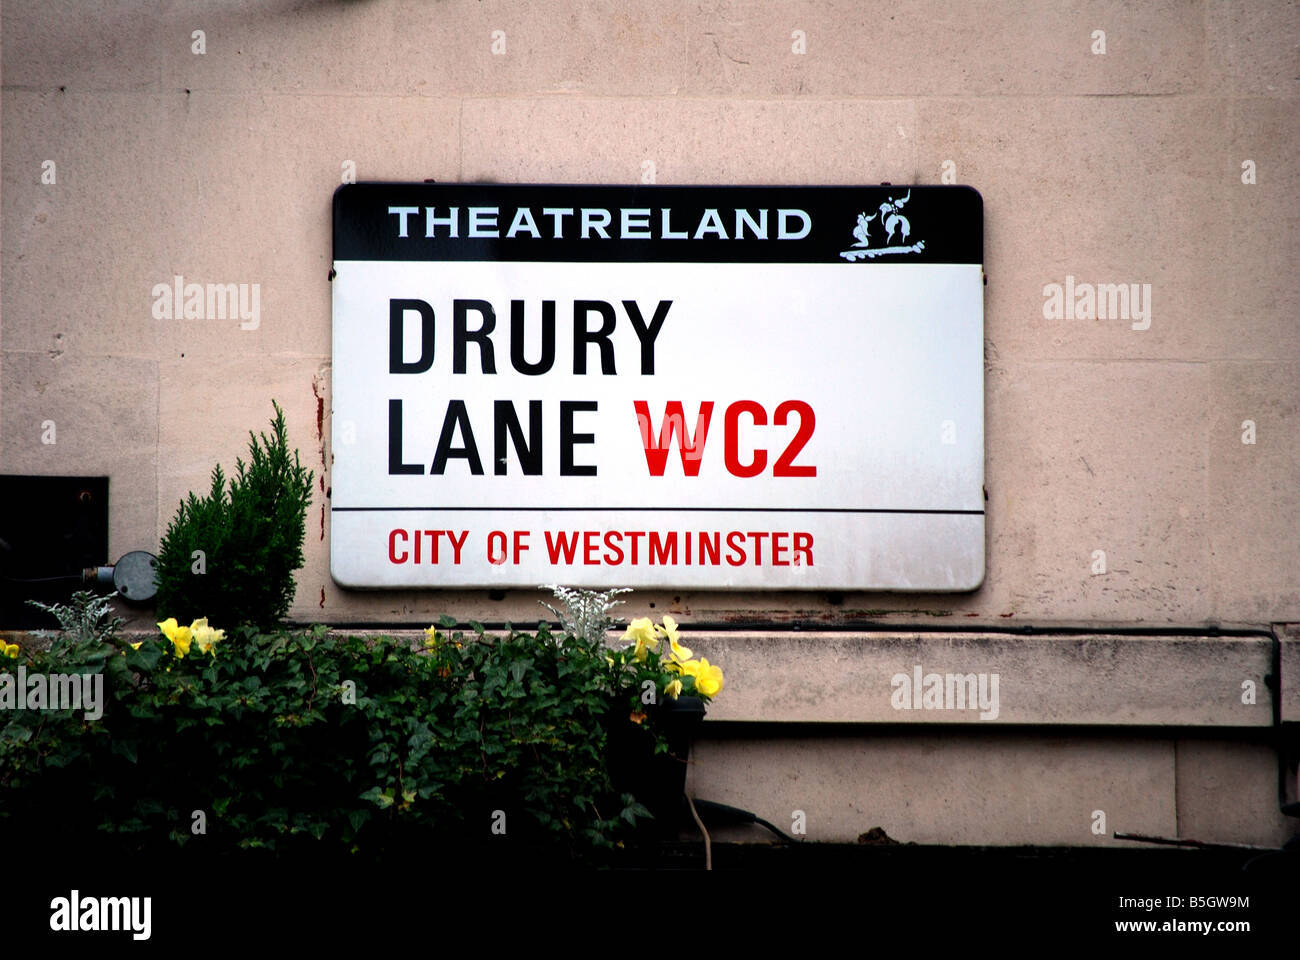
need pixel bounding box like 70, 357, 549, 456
113, 550, 159, 602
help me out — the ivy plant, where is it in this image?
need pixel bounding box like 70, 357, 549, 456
0, 617, 656, 863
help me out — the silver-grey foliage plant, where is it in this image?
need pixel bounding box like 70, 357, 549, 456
26, 589, 125, 647
539, 585, 632, 645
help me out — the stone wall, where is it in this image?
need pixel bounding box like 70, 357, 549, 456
2, 0, 1297, 845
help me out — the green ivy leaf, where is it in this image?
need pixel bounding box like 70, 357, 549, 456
510, 658, 533, 685
360, 786, 394, 809
621, 801, 653, 825
124, 643, 162, 673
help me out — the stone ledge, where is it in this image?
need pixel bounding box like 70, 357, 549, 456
686, 632, 1274, 727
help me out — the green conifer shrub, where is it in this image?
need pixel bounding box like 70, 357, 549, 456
154, 400, 314, 627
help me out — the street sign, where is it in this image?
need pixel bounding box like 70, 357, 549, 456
331, 183, 984, 590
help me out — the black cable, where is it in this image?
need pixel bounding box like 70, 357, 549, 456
752, 815, 798, 844
691, 798, 799, 844
1, 574, 84, 582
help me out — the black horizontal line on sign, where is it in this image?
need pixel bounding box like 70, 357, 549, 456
331, 506, 985, 515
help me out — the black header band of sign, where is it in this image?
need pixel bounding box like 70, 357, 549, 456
333, 182, 983, 265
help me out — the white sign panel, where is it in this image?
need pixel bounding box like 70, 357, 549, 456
331, 184, 984, 590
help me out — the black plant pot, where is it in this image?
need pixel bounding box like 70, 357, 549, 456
605, 695, 706, 838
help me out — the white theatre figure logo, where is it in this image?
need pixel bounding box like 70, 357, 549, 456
840, 189, 925, 260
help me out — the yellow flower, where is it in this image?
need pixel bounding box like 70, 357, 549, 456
655, 615, 692, 662
664, 678, 683, 699
128, 640, 143, 651
157, 617, 193, 658
678, 658, 701, 678
424, 625, 441, 648
191, 618, 225, 656
2, 641, 19, 659
695, 657, 724, 698
623, 617, 659, 662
